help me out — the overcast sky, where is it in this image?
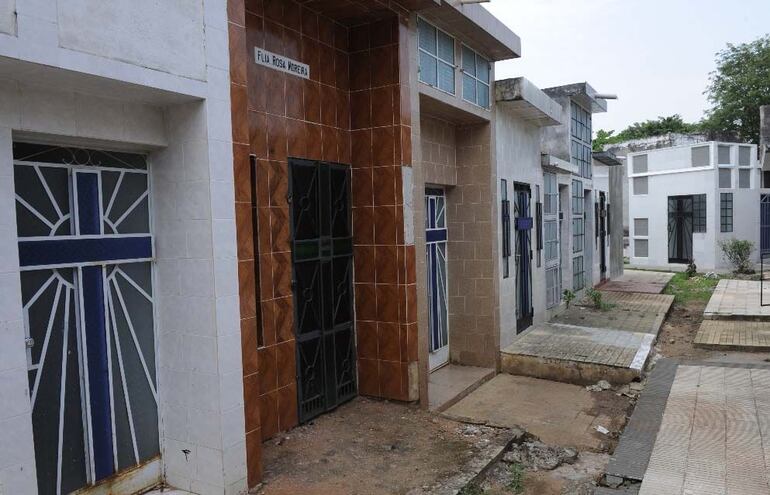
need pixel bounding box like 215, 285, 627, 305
482, 0, 770, 134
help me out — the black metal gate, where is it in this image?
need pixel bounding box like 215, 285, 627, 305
761, 194, 770, 255
514, 183, 533, 332
599, 192, 607, 279
289, 159, 356, 423
668, 195, 694, 264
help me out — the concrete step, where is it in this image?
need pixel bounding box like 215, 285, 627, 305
694, 319, 770, 351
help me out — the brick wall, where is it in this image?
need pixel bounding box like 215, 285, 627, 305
421, 115, 457, 186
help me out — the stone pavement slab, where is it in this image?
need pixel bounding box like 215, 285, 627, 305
704, 279, 770, 320
635, 362, 770, 495
558, 292, 674, 335
443, 374, 613, 451
605, 360, 678, 482
694, 319, 770, 350
599, 270, 675, 294
428, 364, 495, 412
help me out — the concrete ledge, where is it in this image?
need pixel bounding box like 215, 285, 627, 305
500, 352, 641, 386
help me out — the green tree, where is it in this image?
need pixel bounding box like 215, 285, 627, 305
702, 34, 770, 144
593, 115, 701, 151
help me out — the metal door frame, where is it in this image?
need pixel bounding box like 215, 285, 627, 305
599, 191, 607, 280
514, 183, 533, 332
288, 158, 356, 424
425, 187, 449, 371
668, 195, 694, 264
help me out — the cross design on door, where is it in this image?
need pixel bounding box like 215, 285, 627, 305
13, 143, 158, 495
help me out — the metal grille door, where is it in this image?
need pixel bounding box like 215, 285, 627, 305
425, 188, 448, 371
762, 195, 770, 255
289, 159, 356, 423
668, 195, 694, 263
13, 143, 158, 495
514, 184, 533, 332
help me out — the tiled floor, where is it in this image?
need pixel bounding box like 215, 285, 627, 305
556, 292, 674, 335
704, 279, 770, 319
599, 270, 676, 294
638, 364, 770, 495
694, 320, 770, 350
428, 364, 495, 411
502, 323, 655, 371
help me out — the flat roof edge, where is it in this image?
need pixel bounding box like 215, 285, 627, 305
496, 77, 562, 127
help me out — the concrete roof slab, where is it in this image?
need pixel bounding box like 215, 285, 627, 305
496, 77, 562, 127
543, 82, 609, 114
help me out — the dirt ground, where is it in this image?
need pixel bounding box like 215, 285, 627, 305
257, 397, 512, 495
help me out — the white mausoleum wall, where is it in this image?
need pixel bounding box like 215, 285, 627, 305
0, 0, 14, 36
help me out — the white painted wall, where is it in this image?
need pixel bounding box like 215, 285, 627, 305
0, 0, 246, 494
58, 0, 206, 81
628, 142, 761, 271
0, 0, 15, 35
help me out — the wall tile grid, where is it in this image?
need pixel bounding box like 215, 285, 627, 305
227, 0, 418, 486
446, 124, 497, 368
420, 115, 457, 186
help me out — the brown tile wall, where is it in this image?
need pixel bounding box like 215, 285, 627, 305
228, 0, 419, 487
445, 123, 498, 368
420, 115, 457, 186
350, 15, 419, 403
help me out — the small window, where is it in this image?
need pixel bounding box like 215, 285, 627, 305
720, 193, 733, 233
739, 146, 752, 167
546, 266, 561, 308
572, 256, 585, 291
739, 169, 751, 189
501, 179, 511, 278
718, 145, 731, 165
572, 217, 584, 253
544, 220, 558, 261
719, 168, 732, 189
418, 18, 455, 94
544, 173, 558, 215
693, 194, 707, 233
692, 146, 710, 167
632, 154, 648, 174
634, 218, 649, 236
461, 45, 490, 108
633, 176, 648, 195
634, 239, 649, 258
572, 180, 584, 214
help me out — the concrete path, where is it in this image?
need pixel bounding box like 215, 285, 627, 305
694, 319, 770, 350
598, 270, 675, 295
443, 374, 616, 451
428, 364, 495, 411
704, 279, 770, 319
607, 360, 770, 495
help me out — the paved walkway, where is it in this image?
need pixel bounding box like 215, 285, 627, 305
704, 279, 770, 319
599, 270, 675, 294
694, 320, 770, 350
639, 363, 770, 495
428, 364, 494, 411
560, 292, 674, 334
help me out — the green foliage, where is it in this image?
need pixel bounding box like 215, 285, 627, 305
585, 288, 616, 311
719, 239, 756, 274
506, 463, 525, 493
664, 272, 720, 304
685, 260, 698, 278
563, 289, 576, 308
702, 35, 770, 144
593, 115, 702, 151
458, 483, 484, 495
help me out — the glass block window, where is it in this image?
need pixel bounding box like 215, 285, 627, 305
570, 102, 592, 178
739, 146, 752, 167
544, 220, 558, 261
632, 154, 648, 174
739, 169, 751, 189
634, 218, 649, 236
572, 217, 584, 253
544, 173, 558, 215
720, 193, 733, 233
572, 180, 584, 215
718, 145, 731, 165
461, 45, 490, 108
546, 266, 561, 308
634, 239, 649, 257
693, 194, 707, 233
418, 18, 455, 94
633, 176, 648, 195
719, 168, 732, 189
572, 256, 585, 291
692, 145, 710, 167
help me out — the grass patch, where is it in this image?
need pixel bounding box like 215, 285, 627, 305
506, 463, 525, 493
663, 273, 720, 305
